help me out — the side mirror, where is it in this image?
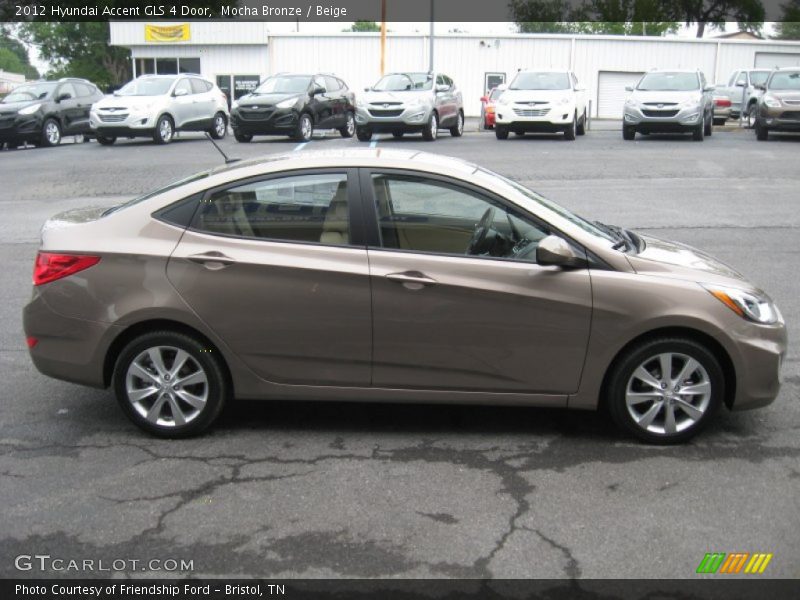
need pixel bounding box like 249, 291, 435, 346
574, 85, 586, 92
753, 83, 766, 91
363, 87, 371, 92
703, 85, 715, 92
497, 83, 508, 91
536, 235, 585, 268
625, 85, 634, 92
735, 80, 747, 87
435, 83, 449, 93
56, 93, 72, 103
311, 86, 325, 95
174, 88, 188, 97
480, 96, 488, 103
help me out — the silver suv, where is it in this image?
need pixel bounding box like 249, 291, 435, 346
90, 75, 229, 145
355, 72, 464, 141
622, 70, 715, 141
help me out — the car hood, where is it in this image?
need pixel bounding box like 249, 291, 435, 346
626, 234, 751, 287
236, 92, 303, 107
769, 91, 800, 102
0, 99, 41, 114
95, 95, 163, 109
631, 90, 701, 104
500, 89, 573, 103
362, 90, 432, 104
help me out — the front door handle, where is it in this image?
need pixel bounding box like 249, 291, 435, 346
385, 271, 437, 290
187, 251, 236, 270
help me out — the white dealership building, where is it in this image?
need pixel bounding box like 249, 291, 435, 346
109, 22, 800, 118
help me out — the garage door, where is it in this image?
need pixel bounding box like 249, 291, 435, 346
597, 71, 644, 119
755, 52, 800, 68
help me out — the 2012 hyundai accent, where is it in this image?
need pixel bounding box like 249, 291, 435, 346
23, 150, 786, 443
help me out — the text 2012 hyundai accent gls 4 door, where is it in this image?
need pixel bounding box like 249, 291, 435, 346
23, 150, 786, 443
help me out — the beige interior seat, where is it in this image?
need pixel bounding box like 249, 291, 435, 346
319, 181, 349, 244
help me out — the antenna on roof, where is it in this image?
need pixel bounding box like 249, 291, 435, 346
204, 132, 241, 165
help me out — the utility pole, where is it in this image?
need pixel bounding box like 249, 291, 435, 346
380, 0, 387, 75
429, 0, 434, 72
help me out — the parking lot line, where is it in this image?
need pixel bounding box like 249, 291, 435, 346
293, 142, 308, 152
369, 135, 379, 149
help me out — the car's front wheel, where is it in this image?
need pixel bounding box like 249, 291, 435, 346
692, 120, 704, 141
495, 125, 509, 140
356, 126, 372, 142
293, 113, 313, 142
234, 131, 253, 143
422, 112, 438, 141
755, 120, 769, 141
41, 118, 62, 147
153, 115, 174, 144
704, 112, 713, 136
564, 113, 577, 140
622, 125, 636, 140
606, 338, 723, 444
208, 112, 227, 139
339, 112, 355, 138
114, 331, 229, 438
576, 109, 587, 135
449, 110, 464, 137
96, 135, 116, 146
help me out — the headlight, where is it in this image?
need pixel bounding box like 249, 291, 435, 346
703, 284, 778, 324
129, 104, 154, 115
624, 97, 638, 107
763, 95, 781, 108
497, 95, 510, 106
557, 97, 571, 105
231, 100, 239, 109
355, 97, 365, 108
17, 103, 42, 115
680, 97, 702, 108
276, 97, 298, 109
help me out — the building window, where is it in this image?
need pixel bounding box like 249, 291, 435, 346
156, 58, 178, 74
135, 58, 155, 75
134, 57, 201, 77
179, 57, 200, 74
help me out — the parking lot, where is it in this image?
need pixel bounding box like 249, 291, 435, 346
1, 125, 798, 579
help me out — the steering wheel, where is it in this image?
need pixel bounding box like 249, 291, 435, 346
465, 207, 496, 255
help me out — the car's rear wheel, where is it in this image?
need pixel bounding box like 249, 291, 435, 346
422, 112, 438, 141
746, 105, 758, 128
41, 118, 62, 147
96, 135, 116, 146
755, 120, 769, 141
339, 112, 355, 138
234, 131, 252, 143
607, 338, 723, 444
449, 110, 464, 137
114, 331, 229, 438
153, 115, 174, 144
622, 125, 636, 140
576, 109, 587, 135
208, 112, 227, 139
495, 125, 509, 140
293, 113, 313, 142
356, 126, 372, 141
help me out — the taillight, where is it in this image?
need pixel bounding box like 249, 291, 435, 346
33, 252, 100, 286
715, 98, 731, 107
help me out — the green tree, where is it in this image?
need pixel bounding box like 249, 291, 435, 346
0, 26, 39, 78
344, 20, 382, 32
774, 1, 800, 39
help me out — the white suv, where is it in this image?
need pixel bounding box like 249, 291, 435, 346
90, 75, 229, 145
494, 70, 588, 140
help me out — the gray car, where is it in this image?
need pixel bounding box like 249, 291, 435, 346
23, 150, 786, 444
355, 72, 464, 141
623, 69, 715, 141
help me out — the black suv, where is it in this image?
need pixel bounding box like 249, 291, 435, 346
0, 78, 104, 149
230, 73, 356, 142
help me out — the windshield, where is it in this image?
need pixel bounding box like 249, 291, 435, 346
2, 82, 56, 103
104, 171, 210, 216
117, 77, 175, 96
768, 71, 800, 91
373, 73, 433, 91
255, 76, 311, 94
637, 72, 700, 91
750, 71, 770, 86
510, 72, 570, 90
476, 168, 617, 245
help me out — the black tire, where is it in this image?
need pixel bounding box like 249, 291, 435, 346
746, 104, 758, 128
392, 132, 404, 139
576, 109, 587, 135
234, 131, 253, 143
495, 126, 509, 140
153, 115, 174, 144
208, 112, 227, 140
449, 110, 464, 137
339, 111, 355, 138
564, 114, 577, 140
622, 125, 636, 140
755, 120, 768, 141
41, 118, 62, 147
692, 121, 704, 141
606, 337, 724, 445
704, 113, 713, 136
293, 112, 313, 142
82, 134, 92, 143
113, 330, 229, 438
356, 126, 372, 142
96, 135, 116, 146
514, 131, 525, 137
422, 112, 438, 141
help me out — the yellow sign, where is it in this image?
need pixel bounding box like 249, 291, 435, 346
145, 24, 190, 43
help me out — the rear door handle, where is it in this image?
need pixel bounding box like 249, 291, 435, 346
385, 271, 437, 289
187, 251, 236, 270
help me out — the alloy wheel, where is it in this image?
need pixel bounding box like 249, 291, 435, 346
160, 118, 173, 143
124, 345, 208, 427
214, 115, 226, 137
301, 115, 313, 141
625, 352, 712, 436
45, 121, 61, 145
345, 114, 355, 136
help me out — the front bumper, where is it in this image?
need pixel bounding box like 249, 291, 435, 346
728, 317, 788, 411
495, 102, 575, 130
231, 106, 299, 134
623, 105, 703, 133
90, 110, 157, 138
355, 104, 432, 131
758, 106, 800, 131
0, 112, 44, 142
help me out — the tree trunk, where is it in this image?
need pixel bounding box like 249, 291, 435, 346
696, 21, 706, 37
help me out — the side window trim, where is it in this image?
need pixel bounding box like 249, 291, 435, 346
188, 168, 367, 248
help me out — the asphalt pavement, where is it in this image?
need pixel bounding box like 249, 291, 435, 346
0, 124, 798, 580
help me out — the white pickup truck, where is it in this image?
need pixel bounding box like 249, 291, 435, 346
715, 69, 772, 126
